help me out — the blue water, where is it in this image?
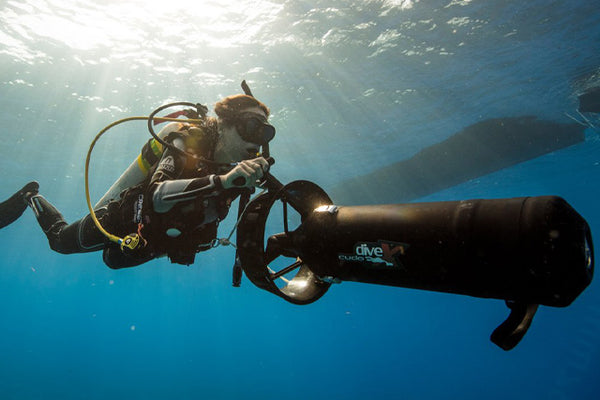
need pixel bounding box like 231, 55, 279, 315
1, 1, 600, 399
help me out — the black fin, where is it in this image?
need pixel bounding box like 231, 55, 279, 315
0, 181, 39, 229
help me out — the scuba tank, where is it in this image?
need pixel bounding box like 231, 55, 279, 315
94, 122, 181, 209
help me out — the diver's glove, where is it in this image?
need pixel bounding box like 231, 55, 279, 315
220, 157, 269, 189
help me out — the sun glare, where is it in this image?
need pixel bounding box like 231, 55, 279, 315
3, 0, 283, 52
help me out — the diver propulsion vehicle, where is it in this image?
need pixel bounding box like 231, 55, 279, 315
236, 172, 594, 350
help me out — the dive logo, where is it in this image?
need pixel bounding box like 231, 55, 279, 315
133, 194, 144, 224
338, 240, 409, 269
160, 155, 176, 173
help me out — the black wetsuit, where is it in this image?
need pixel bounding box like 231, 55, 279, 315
29, 128, 244, 269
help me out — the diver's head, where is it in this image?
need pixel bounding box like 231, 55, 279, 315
213, 94, 275, 164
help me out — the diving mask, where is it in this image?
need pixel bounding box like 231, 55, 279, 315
234, 113, 276, 145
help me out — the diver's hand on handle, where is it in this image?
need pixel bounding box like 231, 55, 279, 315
220, 157, 270, 189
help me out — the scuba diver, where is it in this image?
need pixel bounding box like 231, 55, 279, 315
0, 92, 274, 269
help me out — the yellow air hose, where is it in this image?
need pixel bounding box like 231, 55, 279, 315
84, 115, 203, 251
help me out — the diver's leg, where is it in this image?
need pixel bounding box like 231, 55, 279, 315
28, 195, 106, 254
28, 192, 154, 268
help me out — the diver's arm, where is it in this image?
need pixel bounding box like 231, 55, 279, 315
149, 132, 223, 214
148, 133, 204, 213
152, 175, 222, 213
151, 158, 269, 213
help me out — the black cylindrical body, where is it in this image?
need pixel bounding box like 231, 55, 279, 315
293, 196, 593, 307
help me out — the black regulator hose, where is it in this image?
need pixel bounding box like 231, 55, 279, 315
147, 102, 206, 160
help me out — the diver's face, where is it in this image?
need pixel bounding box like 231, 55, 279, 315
214, 106, 267, 163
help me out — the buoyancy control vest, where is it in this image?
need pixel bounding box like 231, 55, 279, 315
100, 122, 242, 266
